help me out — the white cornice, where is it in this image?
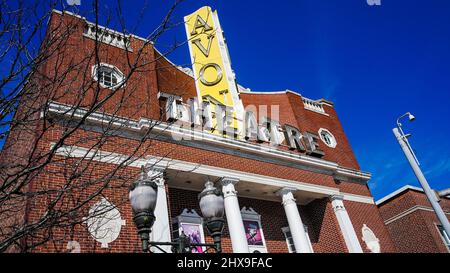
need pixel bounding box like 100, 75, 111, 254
51, 143, 374, 204
343, 193, 374, 204
383, 205, 450, 225
240, 90, 334, 111
46, 101, 371, 183
240, 89, 302, 98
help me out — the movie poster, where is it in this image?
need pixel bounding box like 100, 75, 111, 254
243, 220, 264, 246
180, 223, 204, 253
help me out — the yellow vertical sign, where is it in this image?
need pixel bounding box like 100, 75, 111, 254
184, 6, 243, 135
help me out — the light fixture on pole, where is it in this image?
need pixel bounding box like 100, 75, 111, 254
393, 112, 450, 237
129, 167, 225, 253
198, 181, 225, 253
129, 166, 158, 252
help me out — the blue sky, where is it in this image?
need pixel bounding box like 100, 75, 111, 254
11, 0, 450, 200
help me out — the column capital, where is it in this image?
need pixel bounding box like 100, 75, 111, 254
329, 194, 346, 212
277, 187, 297, 206
329, 194, 344, 201
221, 177, 239, 198
276, 187, 297, 197
220, 177, 240, 186
145, 165, 166, 186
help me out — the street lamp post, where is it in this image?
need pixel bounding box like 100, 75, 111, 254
198, 181, 226, 253
393, 112, 450, 237
129, 166, 225, 253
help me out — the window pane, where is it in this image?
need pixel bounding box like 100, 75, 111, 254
96, 66, 121, 88
282, 229, 296, 253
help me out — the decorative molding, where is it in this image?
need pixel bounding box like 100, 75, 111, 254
318, 128, 337, 148
240, 89, 334, 110
383, 205, 450, 225
84, 198, 125, 248
220, 177, 240, 186
330, 194, 344, 202
361, 224, 380, 253
330, 194, 346, 212
240, 90, 302, 96
302, 97, 328, 115
276, 187, 297, 206
317, 98, 334, 107
342, 193, 374, 205
276, 187, 297, 197
51, 143, 375, 205
146, 165, 166, 187
45, 101, 371, 184
174, 208, 203, 225
241, 207, 261, 222
83, 21, 132, 51
91, 63, 126, 90
221, 177, 239, 198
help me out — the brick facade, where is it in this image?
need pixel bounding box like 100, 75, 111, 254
378, 187, 450, 253
0, 10, 396, 253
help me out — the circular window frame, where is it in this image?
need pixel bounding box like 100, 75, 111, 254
318, 128, 337, 148
92, 63, 125, 90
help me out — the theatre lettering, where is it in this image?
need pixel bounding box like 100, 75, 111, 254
159, 93, 325, 158
156, 6, 325, 158
0, 5, 395, 254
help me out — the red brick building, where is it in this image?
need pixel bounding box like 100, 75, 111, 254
0, 9, 396, 253
377, 185, 450, 253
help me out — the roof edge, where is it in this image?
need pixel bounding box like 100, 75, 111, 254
51, 10, 334, 108
240, 90, 335, 107
375, 185, 424, 205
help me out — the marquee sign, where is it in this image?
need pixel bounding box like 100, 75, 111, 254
184, 6, 244, 136
161, 6, 327, 158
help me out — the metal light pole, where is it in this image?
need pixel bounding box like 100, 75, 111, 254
393, 112, 450, 236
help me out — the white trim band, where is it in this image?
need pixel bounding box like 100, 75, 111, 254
384, 205, 450, 225
51, 143, 375, 204
45, 101, 371, 184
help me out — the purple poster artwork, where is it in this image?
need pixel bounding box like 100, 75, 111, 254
243, 220, 263, 246
180, 223, 204, 253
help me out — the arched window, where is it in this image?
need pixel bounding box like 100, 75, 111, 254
92, 63, 124, 89
318, 128, 337, 148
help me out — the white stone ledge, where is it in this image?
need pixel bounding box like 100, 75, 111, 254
45, 101, 372, 184
50, 143, 374, 205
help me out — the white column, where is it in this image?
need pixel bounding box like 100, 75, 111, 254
277, 188, 313, 253
330, 195, 363, 253
147, 166, 172, 253
220, 177, 249, 253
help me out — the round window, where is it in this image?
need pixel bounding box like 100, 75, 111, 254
92, 63, 124, 89
318, 128, 337, 148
